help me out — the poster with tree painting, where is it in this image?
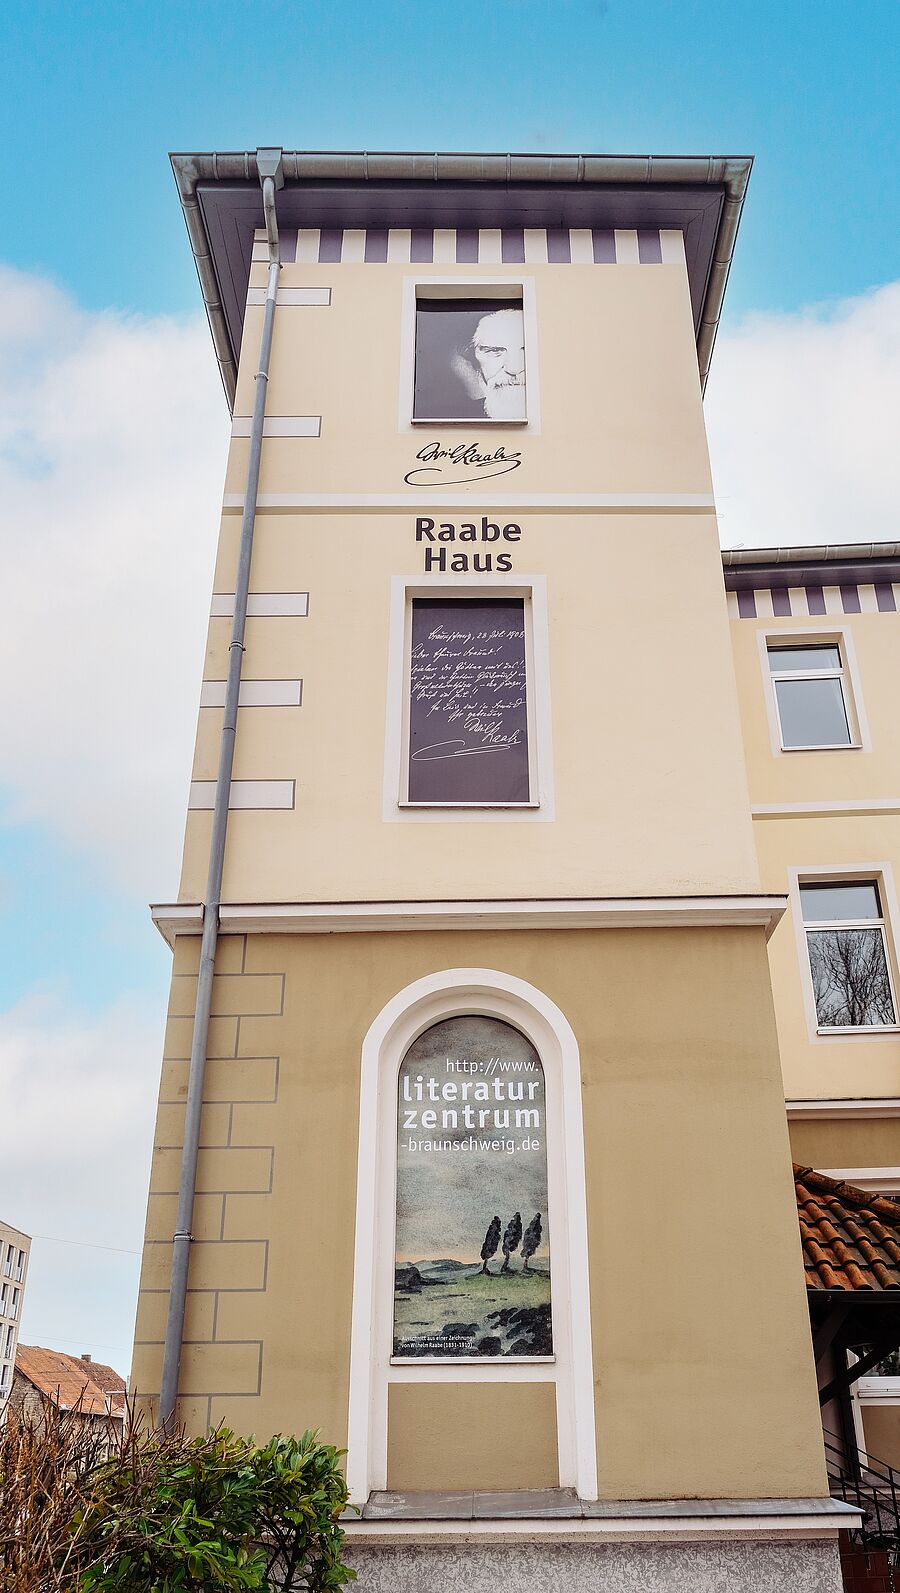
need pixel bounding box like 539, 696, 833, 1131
393, 1015, 552, 1358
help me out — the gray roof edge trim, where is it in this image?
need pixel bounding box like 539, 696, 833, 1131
722, 543, 900, 568
170, 150, 753, 412
171, 149, 753, 187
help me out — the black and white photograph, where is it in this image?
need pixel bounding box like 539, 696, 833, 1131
413, 298, 527, 421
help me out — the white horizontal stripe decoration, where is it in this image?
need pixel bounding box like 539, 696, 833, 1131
659, 229, 686, 264
275, 228, 671, 264
295, 229, 321, 263
188, 780, 295, 810
730, 582, 900, 618
246, 287, 331, 307
231, 416, 321, 438
613, 229, 640, 264
200, 679, 302, 708
210, 592, 309, 618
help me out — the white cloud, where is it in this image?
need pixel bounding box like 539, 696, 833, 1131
0, 986, 164, 1368
706, 279, 900, 549
0, 264, 228, 897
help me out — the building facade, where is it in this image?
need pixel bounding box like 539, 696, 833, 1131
726, 543, 900, 1475
0, 1220, 30, 1410
9, 1345, 126, 1442
132, 150, 899, 1591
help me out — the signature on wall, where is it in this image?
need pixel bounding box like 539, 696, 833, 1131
404, 440, 522, 487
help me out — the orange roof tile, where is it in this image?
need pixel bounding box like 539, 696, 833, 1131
795, 1166, 900, 1292
14, 1345, 125, 1416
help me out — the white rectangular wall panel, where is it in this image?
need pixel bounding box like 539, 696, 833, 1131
210, 593, 310, 618
230, 416, 321, 438
200, 680, 303, 708
246, 287, 331, 307
188, 780, 295, 810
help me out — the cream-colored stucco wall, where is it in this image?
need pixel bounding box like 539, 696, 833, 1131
730, 611, 900, 1107
179, 509, 759, 904
173, 248, 761, 906
229, 256, 712, 497
133, 924, 827, 1501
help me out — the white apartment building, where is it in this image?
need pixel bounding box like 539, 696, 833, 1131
0, 1220, 31, 1409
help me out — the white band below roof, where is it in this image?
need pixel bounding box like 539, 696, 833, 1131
150, 894, 787, 947
221, 493, 716, 511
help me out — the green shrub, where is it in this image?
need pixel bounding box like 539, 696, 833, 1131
0, 1399, 355, 1591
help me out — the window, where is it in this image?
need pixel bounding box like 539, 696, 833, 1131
405, 597, 531, 805
15, 1250, 25, 1282
801, 881, 897, 1030
413, 295, 526, 423
2, 1247, 11, 1278
0, 1364, 8, 1392
4, 1325, 13, 1358
393, 1015, 551, 1361
0, 1284, 7, 1314
9, 1290, 18, 1321
767, 643, 854, 749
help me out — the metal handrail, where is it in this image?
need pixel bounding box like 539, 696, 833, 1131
824, 1430, 900, 1559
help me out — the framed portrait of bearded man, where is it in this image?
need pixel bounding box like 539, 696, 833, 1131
413, 297, 527, 423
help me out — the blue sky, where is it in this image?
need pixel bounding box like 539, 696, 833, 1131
0, 0, 897, 1373
3, 0, 898, 320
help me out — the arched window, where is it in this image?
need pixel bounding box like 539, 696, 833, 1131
394, 1016, 551, 1361
347, 969, 597, 1503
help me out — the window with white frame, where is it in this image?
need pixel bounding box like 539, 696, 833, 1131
800, 880, 897, 1030
2, 1247, 11, 1278
0, 1363, 8, 1392
405, 596, 532, 805
15, 1250, 24, 1282
767, 642, 855, 749
413, 293, 526, 423
10, 1289, 18, 1320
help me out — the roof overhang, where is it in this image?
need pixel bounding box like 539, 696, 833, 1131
170, 149, 752, 411
722, 541, 900, 590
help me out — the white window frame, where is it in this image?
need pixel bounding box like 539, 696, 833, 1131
757, 627, 869, 755
789, 866, 900, 1041
345, 968, 597, 1506
399, 276, 541, 434
383, 574, 555, 823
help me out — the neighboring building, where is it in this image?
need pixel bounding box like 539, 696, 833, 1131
0, 1220, 30, 1410
726, 543, 900, 1477
9, 1345, 126, 1436
131, 149, 900, 1591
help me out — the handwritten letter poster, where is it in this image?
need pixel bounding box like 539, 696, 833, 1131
408, 599, 530, 803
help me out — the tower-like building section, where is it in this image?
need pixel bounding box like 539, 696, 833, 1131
134, 151, 862, 1591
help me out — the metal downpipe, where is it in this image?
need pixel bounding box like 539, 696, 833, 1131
158, 152, 282, 1434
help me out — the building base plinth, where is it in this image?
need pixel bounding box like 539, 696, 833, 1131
345, 1537, 844, 1592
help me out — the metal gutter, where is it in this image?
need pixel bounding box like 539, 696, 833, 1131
158, 148, 284, 1434
170, 148, 752, 409
722, 542, 900, 567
